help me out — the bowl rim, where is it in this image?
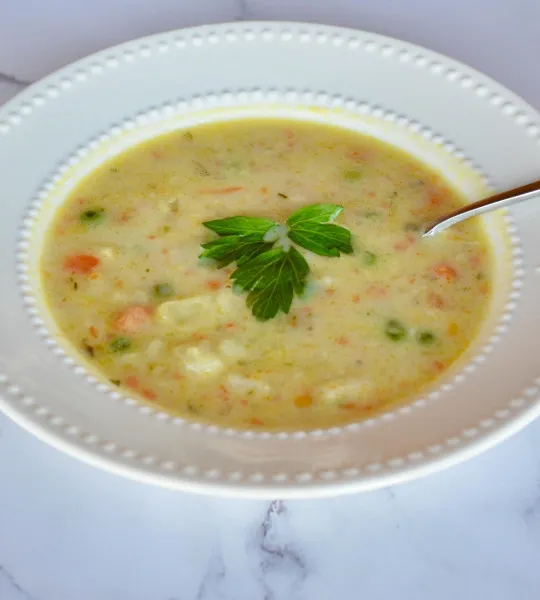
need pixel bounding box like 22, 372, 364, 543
1, 20, 539, 497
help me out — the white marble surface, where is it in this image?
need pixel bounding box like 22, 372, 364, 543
1, 1, 540, 598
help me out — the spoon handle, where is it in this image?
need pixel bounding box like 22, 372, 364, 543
423, 178, 540, 237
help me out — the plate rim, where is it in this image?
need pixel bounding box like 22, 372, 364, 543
1, 20, 539, 497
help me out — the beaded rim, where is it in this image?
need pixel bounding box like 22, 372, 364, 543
16, 93, 520, 437
0, 22, 539, 496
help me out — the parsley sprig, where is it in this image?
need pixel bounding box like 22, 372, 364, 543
200, 204, 353, 320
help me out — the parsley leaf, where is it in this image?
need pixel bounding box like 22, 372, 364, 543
288, 222, 353, 256
287, 204, 353, 256
198, 203, 354, 320
286, 203, 344, 226
231, 247, 309, 320
200, 234, 273, 268
203, 216, 276, 237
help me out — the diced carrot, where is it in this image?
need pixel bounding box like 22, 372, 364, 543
470, 254, 482, 269
113, 305, 153, 333
260, 186, 268, 193
206, 279, 223, 291
89, 326, 98, 338
147, 234, 156, 240
433, 360, 445, 372
89, 272, 100, 280
249, 417, 265, 426
64, 254, 100, 274
141, 388, 157, 401
347, 149, 370, 161
448, 322, 459, 335
285, 129, 295, 148
336, 336, 349, 346
366, 284, 388, 298
240, 399, 248, 407
432, 263, 458, 281
125, 375, 139, 389
341, 402, 357, 410
294, 393, 313, 409
428, 192, 444, 207
326, 288, 335, 296
151, 150, 163, 159
352, 294, 360, 304
191, 333, 208, 341
409, 276, 417, 284
393, 234, 416, 252
428, 292, 446, 309
199, 186, 244, 195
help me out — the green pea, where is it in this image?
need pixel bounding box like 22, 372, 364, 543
417, 330, 436, 345
153, 282, 174, 298
109, 337, 132, 353
362, 251, 377, 266
343, 169, 362, 180
80, 208, 105, 225
385, 319, 407, 341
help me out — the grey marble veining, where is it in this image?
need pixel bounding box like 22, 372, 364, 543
0, 2, 540, 598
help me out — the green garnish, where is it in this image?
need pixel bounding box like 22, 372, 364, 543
385, 319, 407, 341
286, 204, 353, 257
343, 169, 362, 180
109, 336, 132, 353
153, 282, 174, 298
80, 208, 105, 225
232, 247, 309, 321
417, 330, 436, 345
362, 250, 377, 266
203, 216, 276, 237
199, 204, 353, 320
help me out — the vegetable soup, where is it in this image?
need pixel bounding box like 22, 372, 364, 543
41, 120, 492, 429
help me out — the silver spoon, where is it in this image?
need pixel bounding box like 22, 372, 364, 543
423, 178, 540, 237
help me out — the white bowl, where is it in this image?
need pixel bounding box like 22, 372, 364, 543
0, 22, 539, 498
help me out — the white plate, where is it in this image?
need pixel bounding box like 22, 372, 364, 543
1, 22, 539, 498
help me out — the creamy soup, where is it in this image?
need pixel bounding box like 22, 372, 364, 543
41, 119, 492, 429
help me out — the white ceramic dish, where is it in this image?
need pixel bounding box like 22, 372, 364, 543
1, 22, 539, 498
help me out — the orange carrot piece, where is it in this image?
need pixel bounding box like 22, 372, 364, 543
432, 263, 458, 282
89, 326, 98, 338
427, 292, 446, 309
347, 149, 369, 161
64, 254, 99, 274
285, 129, 295, 148
206, 279, 223, 291
366, 284, 388, 298
141, 388, 157, 401
125, 375, 139, 389
341, 402, 357, 410
294, 394, 313, 409
113, 306, 153, 333
199, 186, 244, 195
336, 336, 349, 346
249, 417, 265, 426
393, 234, 416, 252
352, 294, 361, 304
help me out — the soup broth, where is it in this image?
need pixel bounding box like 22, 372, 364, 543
41, 120, 492, 429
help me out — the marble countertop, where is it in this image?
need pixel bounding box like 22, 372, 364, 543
1, 2, 540, 598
